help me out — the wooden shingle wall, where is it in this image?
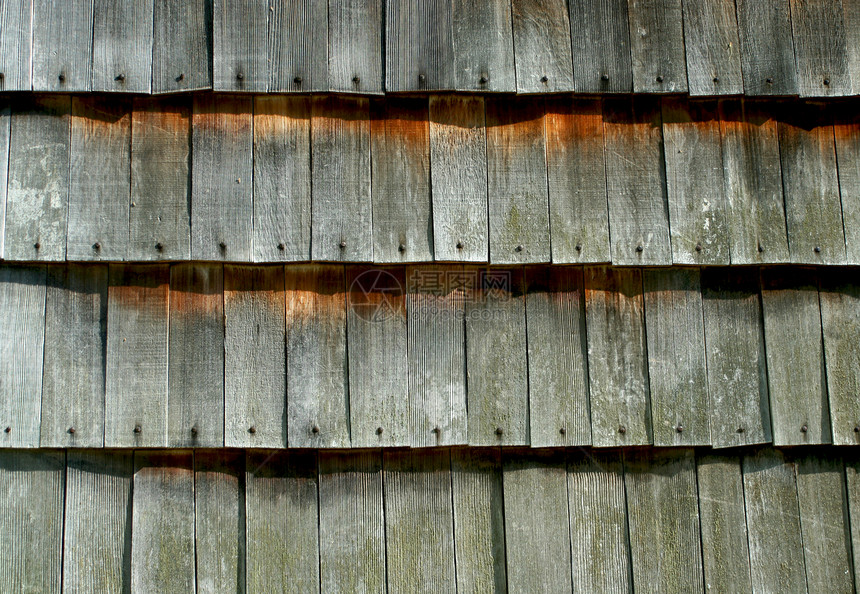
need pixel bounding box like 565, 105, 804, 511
1, 0, 859, 96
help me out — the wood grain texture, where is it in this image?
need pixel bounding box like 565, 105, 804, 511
0, 0, 31, 90
91, 0, 153, 93
0, 102, 7, 258
682, 0, 743, 95
4, 95, 70, 261
268, 0, 327, 92
0, 265, 46, 448
844, 0, 860, 94
742, 449, 806, 593
790, 0, 851, 96
32, 0, 93, 91
311, 96, 372, 261
245, 450, 320, 593
834, 103, 860, 264
643, 268, 709, 446
385, 0, 454, 91
318, 450, 386, 593
452, 0, 515, 91
224, 265, 286, 448
131, 451, 195, 593
545, 97, 610, 264
347, 266, 409, 447
569, 0, 633, 92
63, 451, 133, 594
407, 265, 467, 447
719, 99, 790, 264
67, 96, 131, 261
285, 265, 350, 448
152, 0, 213, 93
585, 266, 651, 447
627, 0, 688, 92
0, 450, 64, 593
104, 264, 170, 448
168, 264, 224, 448
370, 97, 433, 263
662, 98, 730, 264
761, 267, 830, 446
567, 450, 632, 593
41, 265, 107, 448
451, 448, 507, 594
511, 0, 573, 93
736, 0, 798, 94
503, 449, 573, 593
428, 95, 488, 262
465, 267, 529, 446
695, 453, 752, 594
486, 96, 551, 264
383, 449, 456, 593
328, 0, 383, 93
213, 0, 268, 91
526, 266, 591, 447
194, 451, 245, 593
844, 451, 860, 588
603, 97, 671, 265
252, 96, 311, 262
129, 96, 191, 261
701, 268, 771, 448
625, 448, 704, 594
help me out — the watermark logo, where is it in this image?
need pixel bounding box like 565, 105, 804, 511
347, 269, 404, 322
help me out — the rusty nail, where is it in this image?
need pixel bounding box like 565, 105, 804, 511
339, 240, 347, 248
515, 245, 523, 252
814, 246, 821, 253
115, 73, 125, 81
479, 76, 488, 84
575, 243, 582, 251
155, 242, 163, 251
540, 75, 548, 83
191, 426, 198, 435
757, 243, 764, 253
601, 73, 609, 81
236, 72, 244, 80
635, 245, 643, 253
766, 77, 773, 84
495, 427, 504, 436
695, 243, 702, 252
249, 425, 256, 434
93, 242, 101, 250
737, 426, 744, 433
618, 425, 627, 434
456, 241, 464, 249
176, 73, 184, 82
68, 427, 75, 434
398, 243, 406, 253
33, 242, 40, 250
559, 427, 566, 435
352, 76, 360, 84
219, 241, 227, 250
801, 424, 808, 433
676, 425, 684, 433
133, 424, 141, 434
713, 77, 720, 84
278, 242, 285, 251
376, 427, 383, 435
312, 425, 319, 434
3, 427, 9, 433
824, 78, 830, 85
418, 74, 426, 83
58, 73, 65, 82
656, 75, 664, 83
294, 76, 302, 84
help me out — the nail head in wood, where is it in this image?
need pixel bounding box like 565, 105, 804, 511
800, 424, 808, 433
515, 245, 523, 252
133, 424, 142, 434
339, 240, 347, 248
294, 76, 302, 84
190, 426, 198, 435
353, 76, 360, 83
814, 246, 821, 253
176, 73, 184, 82
249, 425, 256, 434
236, 72, 244, 80
676, 425, 683, 433
540, 75, 548, 82
656, 75, 664, 82
495, 427, 504, 436
456, 241, 464, 249
33, 242, 40, 250
3, 427, 9, 433
311, 425, 319, 434
398, 243, 406, 253
479, 76, 488, 84
58, 73, 65, 82
115, 73, 125, 81
68, 427, 75, 434
601, 73, 609, 81
695, 243, 702, 252
277, 242, 285, 251
376, 427, 383, 435
618, 425, 627, 434
93, 242, 101, 250
219, 241, 227, 250
635, 245, 643, 252
155, 242, 163, 251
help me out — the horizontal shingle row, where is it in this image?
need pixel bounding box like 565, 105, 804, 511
0, 0, 858, 96
1, 94, 859, 266
1, 262, 858, 450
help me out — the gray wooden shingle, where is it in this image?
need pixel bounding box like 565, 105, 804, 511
385, 0, 454, 91
152, 0, 213, 93
0, 0, 33, 91
328, 0, 383, 93
91, 0, 153, 93
790, 0, 852, 96
569, 0, 633, 92
735, 0, 798, 94
834, 103, 860, 265
682, 0, 744, 96
844, 451, 860, 588
0, 102, 7, 259
844, 0, 860, 95
453, 0, 516, 91
32, 0, 93, 91
511, 0, 574, 93
213, 0, 268, 91
627, 0, 688, 93
268, 0, 328, 92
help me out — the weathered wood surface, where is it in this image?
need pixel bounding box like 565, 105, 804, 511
834, 103, 860, 265
682, 0, 743, 96
511, 0, 573, 93
91, 0, 153, 93
32, 0, 93, 91
385, 0, 454, 91
453, 0, 516, 92
328, 0, 383, 93
627, 0, 688, 93
569, 0, 633, 92
268, 0, 328, 92
152, 0, 213, 93
0, 0, 32, 90
213, 0, 267, 91
790, 0, 852, 96
736, 0, 798, 95
845, 452, 860, 589
845, 0, 860, 95
0, 102, 7, 258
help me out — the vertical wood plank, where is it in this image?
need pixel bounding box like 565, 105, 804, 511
104, 264, 169, 448
0, 265, 46, 448
225, 265, 286, 448
503, 449, 573, 593
627, 0, 688, 92
152, 0, 213, 92
213, 0, 268, 91
32, 0, 93, 91
844, 0, 860, 95
844, 451, 860, 588
67, 96, 132, 261
0, 101, 7, 258
346, 266, 409, 447
569, 0, 633, 93
696, 453, 752, 593
486, 96, 551, 264
428, 95, 488, 263
663, 98, 730, 264
682, 0, 744, 96
195, 450, 245, 594
383, 449, 456, 592
761, 267, 830, 446
371, 97, 433, 263
129, 96, 191, 261
252, 96, 311, 262
245, 450, 320, 593
407, 265, 467, 447
790, 0, 851, 96
451, 0, 515, 91
91, 0, 153, 93
451, 448, 507, 594
603, 96, 672, 265
834, 104, 860, 264
285, 265, 350, 448
191, 94, 253, 261
4, 95, 70, 261
41, 265, 108, 448
168, 264, 225, 448
719, 99, 790, 264
625, 448, 704, 594
525, 265, 591, 447
585, 266, 651, 447
318, 450, 386, 593
545, 97, 610, 264
643, 267, 710, 446
465, 267, 529, 446
735, 0, 798, 94
131, 450, 195, 593
268, 0, 327, 92
328, 0, 383, 93
701, 267, 771, 448
511, 0, 574, 93
0, 450, 64, 593
63, 451, 133, 593
0, 0, 33, 90
385, 0, 454, 91
311, 96, 372, 261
